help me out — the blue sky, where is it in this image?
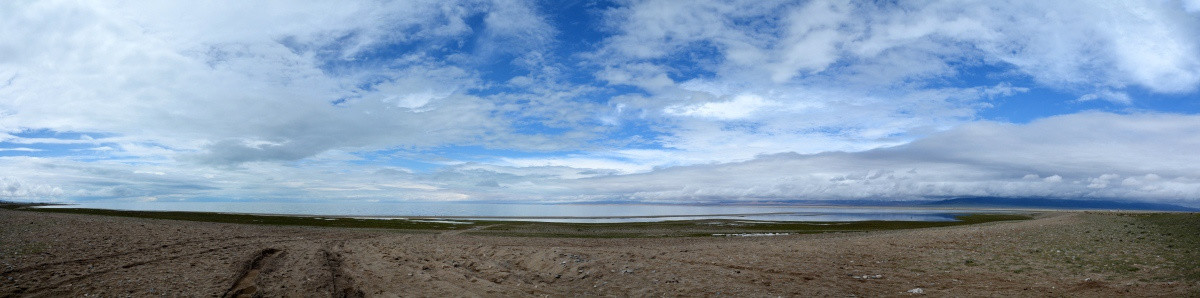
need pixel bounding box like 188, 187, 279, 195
3, 0, 1200, 206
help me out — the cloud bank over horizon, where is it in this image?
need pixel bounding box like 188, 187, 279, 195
2, 1, 1200, 207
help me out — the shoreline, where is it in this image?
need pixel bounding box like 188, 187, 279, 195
3, 202, 1033, 238
17, 200, 1190, 221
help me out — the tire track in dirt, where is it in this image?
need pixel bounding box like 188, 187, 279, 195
7, 238, 304, 297
223, 248, 284, 298
663, 257, 817, 280
322, 241, 365, 298
1, 235, 269, 275
440, 224, 498, 236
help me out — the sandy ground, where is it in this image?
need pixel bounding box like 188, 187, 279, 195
2, 208, 1197, 297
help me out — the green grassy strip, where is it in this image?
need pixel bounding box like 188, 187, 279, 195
1, 204, 464, 231
1128, 213, 1200, 281
466, 214, 1032, 238
2, 202, 1031, 238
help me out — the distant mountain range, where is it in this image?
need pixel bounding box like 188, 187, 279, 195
918, 197, 1200, 212
6, 198, 1197, 212
692, 197, 1199, 212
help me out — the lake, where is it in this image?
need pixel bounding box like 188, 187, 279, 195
36, 201, 1008, 223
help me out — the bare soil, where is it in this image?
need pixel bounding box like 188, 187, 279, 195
2, 209, 1197, 297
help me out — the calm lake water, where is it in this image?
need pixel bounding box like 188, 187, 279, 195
37, 201, 1006, 223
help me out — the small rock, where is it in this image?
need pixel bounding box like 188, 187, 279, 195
907, 288, 924, 294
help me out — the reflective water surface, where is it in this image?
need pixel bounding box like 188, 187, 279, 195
39, 201, 1006, 223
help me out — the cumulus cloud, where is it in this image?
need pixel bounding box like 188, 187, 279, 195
0, 155, 474, 203
664, 94, 774, 120
1077, 90, 1133, 104
7, 113, 1198, 207
0, 0, 559, 165
585, 0, 1200, 167
529, 113, 1200, 205
598, 0, 1200, 92
6, 0, 1197, 168
0, 177, 64, 198
1187, 0, 1200, 13
0, 148, 41, 152
1, 1, 1198, 207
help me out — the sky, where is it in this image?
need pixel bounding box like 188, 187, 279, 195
2, 0, 1200, 207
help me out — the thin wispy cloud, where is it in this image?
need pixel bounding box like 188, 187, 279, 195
1, 0, 1198, 206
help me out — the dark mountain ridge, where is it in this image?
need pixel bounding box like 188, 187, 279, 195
920, 197, 1199, 212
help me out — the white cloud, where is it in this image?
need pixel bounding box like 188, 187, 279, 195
511, 113, 1200, 204
593, 0, 1200, 168
587, 0, 1200, 176
664, 94, 774, 120
2, 112, 1199, 206
0, 0, 558, 166
1187, 0, 1200, 13
1087, 174, 1121, 189
769, 0, 852, 82
7, 0, 1197, 170
595, 0, 1200, 106
1077, 90, 1132, 104
603, 82, 1007, 167
596, 63, 676, 91
0, 177, 64, 198
497, 157, 650, 175
1, 1, 1199, 208
0, 155, 478, 202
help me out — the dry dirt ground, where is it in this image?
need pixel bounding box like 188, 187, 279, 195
2, 208, 1197, 297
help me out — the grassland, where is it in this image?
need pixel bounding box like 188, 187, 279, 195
1, 202, 1030, 238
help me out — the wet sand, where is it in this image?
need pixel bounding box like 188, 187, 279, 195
2, 208, 1197, 297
